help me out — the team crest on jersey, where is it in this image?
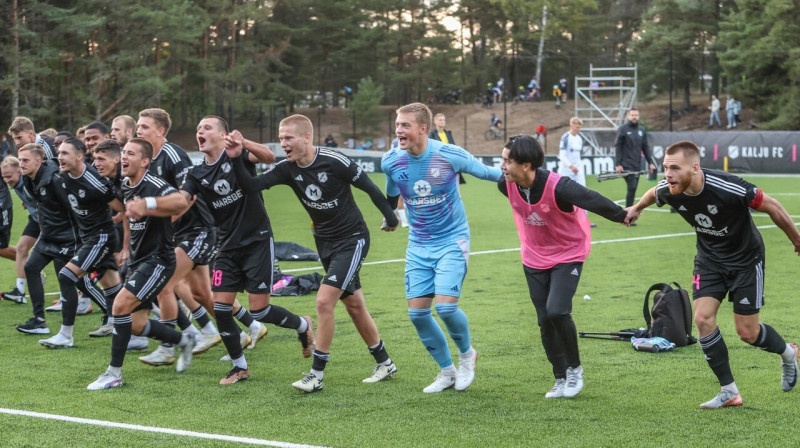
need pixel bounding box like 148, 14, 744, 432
221, 162, 231, 174
317, 172, 328, 183
707, 204, 718, 215
430, 168, 440, 178
413, 180, 432, 197
305, 184, 322, 201
40, 187, 46, 196
78, 189, 85, 198
157, 166, 163, 176
213, 179, 231, 195
67, 194, 79, 208
694, 213, 713, 228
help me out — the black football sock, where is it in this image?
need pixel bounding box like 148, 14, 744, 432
700, 327, 734, 386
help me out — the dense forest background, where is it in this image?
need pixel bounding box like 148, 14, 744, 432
1, 0, 798, 134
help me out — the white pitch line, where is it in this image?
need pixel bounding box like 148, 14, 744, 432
0, 408, 330, 448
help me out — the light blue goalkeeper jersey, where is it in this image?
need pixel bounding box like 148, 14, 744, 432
381, 139, 502, 244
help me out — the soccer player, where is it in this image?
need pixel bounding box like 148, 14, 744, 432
180, 115, 314, 384
0, 158, 17, 265
91, 139, 148, 349
13, 144, 105, 335
84, 121, 110, 154
3, 117, 55, 302
626, 140, 800, 409
381, 102, 502, 393
8, 116, 56, 160
230, 114, 399, 393
110, 115, 136, 146
499, 135, 628, 398
37, 137, 125, 349
135, 108, 235, 365
87, 138, 197, 390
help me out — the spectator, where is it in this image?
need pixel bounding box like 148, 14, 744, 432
323, 134, 338, 148
709, 95, 722, 128
493, 78, 504, 104
552, 85, 562, 107
726, 96, 736, 129
0, 135, 10, 161
559, 77, 569, 102
535, 121, 547, 150
733, 98, 742, 127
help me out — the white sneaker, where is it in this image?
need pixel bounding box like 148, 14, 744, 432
88, 322, 114, 337
138, 346, 176, 366
240, 330, 252, 350
363, 362, 397, 383
699, 389, 743, 409
423, 370, 456, 393
545, 378, 566, 398
455, 349, 478, 391
38, 332, 74, 349
87, 370, 123, 390
176, 333, 197, 372
292, 372, 323, 393
782, 343, 799, 392
76, 295, 93, 315
193, 333, 221, 354
127, 336, 149, 351
563, 365, 584, 398
45, 300, 63, 312
248, 322, 268, 349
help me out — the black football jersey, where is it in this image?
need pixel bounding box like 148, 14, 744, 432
235, 148, 387, 240
26, 161, 78, 245
655, 168, 764, 270
122, 173, 177, 263
182, 149, 272, 251
59, 164, 116, 238
148, 142, 214, 233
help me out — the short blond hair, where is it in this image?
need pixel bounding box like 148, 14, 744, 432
569, 117, 583, 126
18, 143, 45, 160
39, 128, 58, 138
1, 155, 20, 169
396, 103, 432, 132
280, 114, 313, 136
8, 117, 35, 134
112, 115, 136, 132
139, 108, 172, 136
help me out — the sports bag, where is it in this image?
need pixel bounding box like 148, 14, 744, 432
643, 282, 697, 347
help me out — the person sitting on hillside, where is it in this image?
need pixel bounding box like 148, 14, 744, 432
324, 134, 338, 147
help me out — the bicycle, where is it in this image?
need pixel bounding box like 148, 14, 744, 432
484, 126, 504, 141
473, 95, 493, 109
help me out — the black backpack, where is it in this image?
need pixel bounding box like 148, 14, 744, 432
643, 282, 697, 347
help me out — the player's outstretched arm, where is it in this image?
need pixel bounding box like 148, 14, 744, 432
625, 187, 657, 225
352, 169, 399, 230
756, 193, 800, 256
229, 155, 277, 194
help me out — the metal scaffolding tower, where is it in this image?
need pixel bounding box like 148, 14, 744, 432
574, 64, 638, 154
